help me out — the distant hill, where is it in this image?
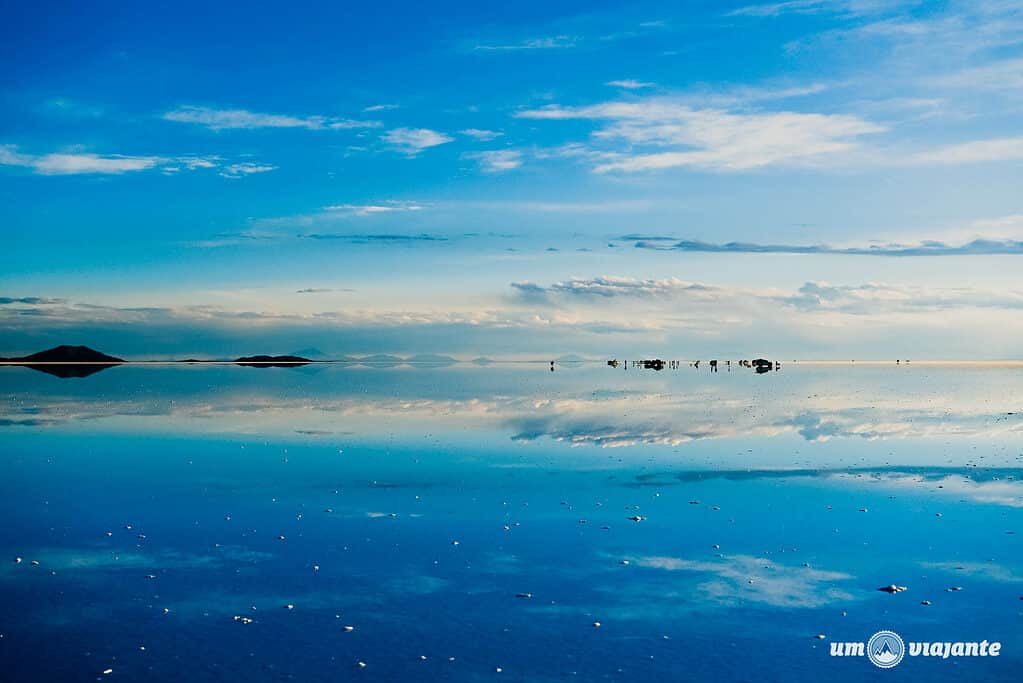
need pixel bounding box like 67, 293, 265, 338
234, 355, 312, 367
6, 345, 124, 363
471, 356, 494, 365
555, 354, 588, 363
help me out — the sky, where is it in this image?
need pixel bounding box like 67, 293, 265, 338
1, 0, 1022, 359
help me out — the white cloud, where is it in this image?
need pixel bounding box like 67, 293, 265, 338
218, 162, 277, 178
517, 99, 885, 171
606, 79, 655, 89
0, 145, 164, 175
459, 128, 504, 141
464, 149, 523, 173
323, 201, 425, 216
0, 144, 273, 178
909, 137, 1023, 164
474, 35, 577, 51
727, 0, 920, 18
363, 104, 400, 112
381, 128, 454, 155
328, 119, 384, 130
514, 276, 715, 299
513, 275, 1023, 316
931, 57, 1023, 94
163, 106, 380, 131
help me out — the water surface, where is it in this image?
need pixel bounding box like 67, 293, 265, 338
1, 363, 1021, 681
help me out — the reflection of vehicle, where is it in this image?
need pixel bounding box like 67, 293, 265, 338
607, 359, 619, 368
752, 358, 776, 374
641, 359, 665, 371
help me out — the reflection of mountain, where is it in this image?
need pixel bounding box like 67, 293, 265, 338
1, 345, 124, 378
406, 354, 457, 367
357, 354, 404, 367
234, 355, 312, 368
25, 363, 117, 378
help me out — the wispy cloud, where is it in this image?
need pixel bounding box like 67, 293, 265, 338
727, 0, 918, 18
512, 276, 714, 300
363, 103, 400, 112
381, 128, 454, 155
606, 79, 655, 89
162, 106, 380, 131
630, 236, 1023, 256
0, 144, 257, 177
0, 144, 276, 178
517, 99, 885, 171
0, 145, 165, 175
0, 296, 66, 305
295, 287, 355, 294
322, 201, 424, 216
784, 1, 1023, 61
300, 233, 448, 243
459, 128, 504, 141
909, 137, 1023, 164
931, 57, 1023, 95
464, 149, 523, 173
474, 35, 577, 51
511, 275, 1023, 317
218, 162, 277, 178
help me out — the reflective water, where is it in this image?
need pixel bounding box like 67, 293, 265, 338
1, 363, 1021, 681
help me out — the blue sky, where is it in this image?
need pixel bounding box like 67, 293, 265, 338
2, 0, 1022, 358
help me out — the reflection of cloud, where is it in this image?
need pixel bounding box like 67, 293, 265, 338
833, 473, 1023, 508
4, 375, 1022, 451
0, 545, 272, 579
631, 554, 855, 608
921, 561, 1023, 583
385, 575, 451, 595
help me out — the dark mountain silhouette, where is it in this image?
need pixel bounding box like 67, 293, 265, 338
234, 355, 313, 368
0, 345, 124, 379
7, 345, 124, 363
